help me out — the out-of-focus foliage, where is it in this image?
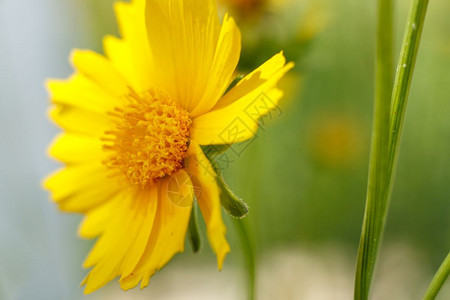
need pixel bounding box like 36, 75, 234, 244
219, 0, 329, 71
218, 0, 449, 269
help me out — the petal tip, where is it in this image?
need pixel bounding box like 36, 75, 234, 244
217, 245, 231, 270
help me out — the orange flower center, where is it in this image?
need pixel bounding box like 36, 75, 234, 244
103, 90, 191, 188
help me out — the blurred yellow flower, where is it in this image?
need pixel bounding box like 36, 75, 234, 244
219, 0, 289, 17
222, 0, 266, 14
44, 0, 293, 294
307, 113, 365, 168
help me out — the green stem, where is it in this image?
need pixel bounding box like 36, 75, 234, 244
234, 219, 255, 300
387, 0, 429, 172
354, 0, 394, 298
355, 0, 429, 298
423, 251, 450, 300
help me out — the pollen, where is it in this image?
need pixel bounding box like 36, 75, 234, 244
103, 89, 191, 188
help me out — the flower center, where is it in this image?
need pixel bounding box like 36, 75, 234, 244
103, 90, 191, 188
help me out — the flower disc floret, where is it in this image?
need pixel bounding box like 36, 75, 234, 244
103, 90, 191, 187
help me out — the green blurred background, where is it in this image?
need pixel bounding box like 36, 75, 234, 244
0, 0, 448, 299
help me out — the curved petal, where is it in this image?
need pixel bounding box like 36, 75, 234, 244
214, 52, 291, 109
78, 199, 118, 239
43, 162, 120, 213
145, 0, 240, 115
70, 49, 129, 97
46, 73, 123, 115
189, 13, 241, 117
105, 0, 154, 91
102, 36, 140, 89
185, 142, 230, 269
48, 105, 113, 137
48, 133, 104, 164
191, 53, 293, 145
82, 187, 158, 294
119, 170, 193, 290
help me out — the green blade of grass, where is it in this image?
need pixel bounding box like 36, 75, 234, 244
387, 0, 429, 175
423, 251, 450, 300
354, 0, 394, 298
354, 0, 429, 299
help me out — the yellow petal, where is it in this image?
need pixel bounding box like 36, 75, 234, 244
191, 88, 284, 145
78, 199, 118, 239
189, 13, 241, 117
103, 36, 140, 89
70, 49, 129, 96
120, 191, 158, 279
82, 187, 158, 294
107, 0, 154, 91
48, 105, 112, 137
215, 52, 291, 109
146, 0, 239, 115
48, 133, 103, 164
57, 186, 119, 213
119, 171, 193, 290
44, 163, 120, 212
47, 73, 122, 114
191, 53, 293, 145
186, 142, 230, 270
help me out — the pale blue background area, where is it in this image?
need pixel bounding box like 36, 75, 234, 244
0, 1, 94, 299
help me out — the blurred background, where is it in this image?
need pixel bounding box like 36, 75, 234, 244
0, 0, 449, 299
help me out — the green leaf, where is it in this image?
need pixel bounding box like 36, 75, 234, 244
216, 173, 249, 218
188, 202, 201, 253
201, 145, 249, 219
224, 74, 244, 95
201, 144, 232, 160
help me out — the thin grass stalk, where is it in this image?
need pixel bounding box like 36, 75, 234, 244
354, 0, 394, 298
423, 251, 450, 300
354, 0, 429, 298
387, 0, 429, 176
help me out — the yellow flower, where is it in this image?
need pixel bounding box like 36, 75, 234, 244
45, 0, 293, 294
307, 114, 365, 169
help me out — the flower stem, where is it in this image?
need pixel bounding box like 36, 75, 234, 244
423, 251, 450, 300
234, 219, 255, 300
354, 0, 429, 298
